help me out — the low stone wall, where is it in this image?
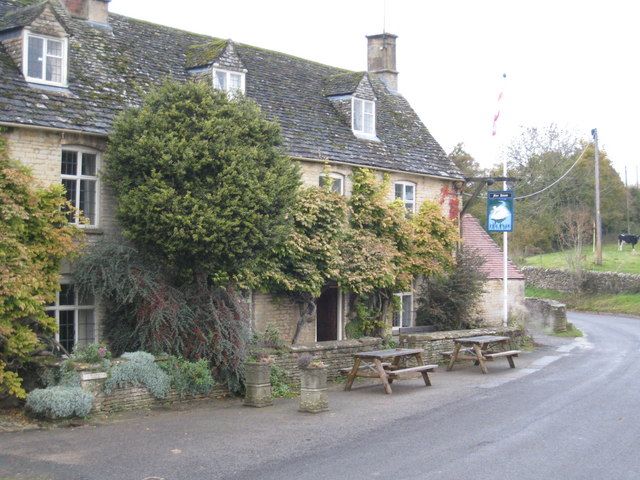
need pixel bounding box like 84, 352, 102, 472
399, 326, 526, 364
75, 364, 228, 414
524, 297, 567, 332
523, 266, 640, 294
270, 337, 383, 386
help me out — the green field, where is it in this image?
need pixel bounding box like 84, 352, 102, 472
522, 243, 640, 274
525, 286, 640, 317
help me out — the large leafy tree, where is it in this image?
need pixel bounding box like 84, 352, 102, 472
0, 136, 81, 399
105, 80, 300, 284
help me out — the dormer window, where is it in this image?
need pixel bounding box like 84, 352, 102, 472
23, 32, 67, 86
352, 97, 375, 137
213, 68, 245, 96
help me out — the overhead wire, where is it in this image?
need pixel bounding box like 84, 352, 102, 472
461, 144, 590, 201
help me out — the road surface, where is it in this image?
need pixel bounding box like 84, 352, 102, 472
1, 311, 639, 479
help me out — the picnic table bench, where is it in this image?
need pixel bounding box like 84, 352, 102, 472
444, 335, 521, 374
342, 348, 437, 394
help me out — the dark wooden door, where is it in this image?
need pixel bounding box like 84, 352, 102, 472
316, 287, 338, 342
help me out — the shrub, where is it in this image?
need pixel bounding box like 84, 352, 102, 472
415, 246, 487, 331
159, 356, 215, 398
103, 351, 170, 399
0, 137, 82, 399
26, 386, 93, 419
69, 343, 111, 365
270, 365, 295, 398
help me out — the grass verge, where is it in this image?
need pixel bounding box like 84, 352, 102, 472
525, 286, 640, 317
553, 322, 583, 338
522, 243, 640, 274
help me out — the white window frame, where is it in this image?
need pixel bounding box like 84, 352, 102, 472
319, 172, 345, 195
351, 97, 376, 138
45, 283, 97, 353
22, 30, 68, 87
394, 181, 416, 214
392, 292, 413, 331
212, 68, 245, 96
61, 147, 100, 228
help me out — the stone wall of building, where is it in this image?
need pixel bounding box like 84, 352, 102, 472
522, 266, 640, 294
476, 279, 526, 327
399, 326, 526, 364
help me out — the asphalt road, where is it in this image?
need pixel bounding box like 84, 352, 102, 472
2, 311, 639, 480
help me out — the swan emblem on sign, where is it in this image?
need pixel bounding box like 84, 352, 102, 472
488, 201, 512, 229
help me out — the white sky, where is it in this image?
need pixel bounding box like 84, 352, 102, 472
109, 0, 640, 181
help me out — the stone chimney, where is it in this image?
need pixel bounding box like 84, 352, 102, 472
62, 0, 111, 25
367, 33, 398, 92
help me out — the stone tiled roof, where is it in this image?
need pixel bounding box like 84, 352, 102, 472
0, 0, 463, 179
461, 214, 525, 280
322, 72, 365, 97
0, 0, 47, 31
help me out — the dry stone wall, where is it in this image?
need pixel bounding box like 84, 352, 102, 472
524, 298, 567, 333
523, 266, 640, 294
399, 326, 526, 364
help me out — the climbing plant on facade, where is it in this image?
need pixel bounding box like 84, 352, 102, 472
0, 136, 81, 399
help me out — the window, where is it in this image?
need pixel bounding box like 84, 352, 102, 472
392, 292, 413, 330
213, 69, 245, 96
46, 284, 96, 353
319, 172, 344, 195
61, 149, 99, 226
23, 32, 67, 86
394, 181, 416, 213
352, 97, 375, 137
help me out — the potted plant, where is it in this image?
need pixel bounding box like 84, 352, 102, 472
243, 351, 274, 408
297, 353, 328, 413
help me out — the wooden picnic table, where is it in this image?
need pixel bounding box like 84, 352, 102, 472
343, 348, 437, 394
445, 335, 520, 374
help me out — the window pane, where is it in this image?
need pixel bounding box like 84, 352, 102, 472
77, 310, 95, 347
229, 73, 242, 91
364, 101, 374, 114
59, 284, 75, 306
332, 178, 343, 195
215, 71, 227, 90
395, 183, 403, 199
62, 178, 76, 222
61, 151, 77, 175
353, 99, 363, 131
405, 185, 414, 201
79, 180, 97, 225
79, 290, 94, 306
58, 310, 75, 352
364, 112, 374, 134
81, 153, 97, 176
47, 39, 62, 57
401, 295, 412, 327
46, 55, 62, 82
27, 36, 44, 79
392, 310, 400, 328
405, 202, 414, 213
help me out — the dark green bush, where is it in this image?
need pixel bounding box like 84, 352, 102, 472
415, 246, 487, 331
159, 356, 215, 398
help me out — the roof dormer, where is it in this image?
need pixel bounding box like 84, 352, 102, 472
186, 39, 246, 96
324, 72, 378, 140
0, 2, 69, 88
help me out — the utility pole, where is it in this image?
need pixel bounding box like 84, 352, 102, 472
626, 166, 631, 233
592, 128, 602, 265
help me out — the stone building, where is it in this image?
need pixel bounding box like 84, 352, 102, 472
461, 214, 525, 326
0, 0, 463, 349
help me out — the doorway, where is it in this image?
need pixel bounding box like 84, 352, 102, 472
316, 286, 341, 342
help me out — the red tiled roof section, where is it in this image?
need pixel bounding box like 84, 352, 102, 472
461, 214, 525, 280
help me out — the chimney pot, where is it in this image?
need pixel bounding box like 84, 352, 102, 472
366, 33, 398, 92
62, 0, 111, 25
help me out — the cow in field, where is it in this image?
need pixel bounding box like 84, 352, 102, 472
618, 233, 639, 251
